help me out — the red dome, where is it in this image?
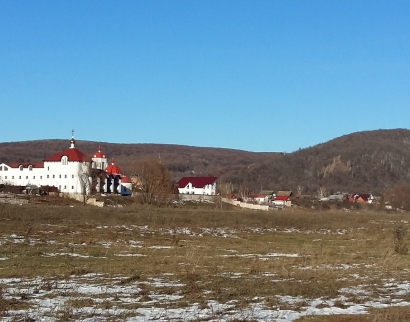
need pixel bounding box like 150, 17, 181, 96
93, 146, 106, 158
105, 159, 121, 175
121, 176, 131, 183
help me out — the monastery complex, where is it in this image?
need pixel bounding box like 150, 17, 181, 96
0, 136, 132, 196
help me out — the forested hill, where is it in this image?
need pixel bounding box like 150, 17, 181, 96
1, 129, 410, 195
230, 129, 410, 195
0, 139, 278, 182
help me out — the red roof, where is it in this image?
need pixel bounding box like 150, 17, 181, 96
93, 146, 106, 158
44, 148, 91, 162
275, 195, 289, 201
105, 160, 122, 175
121, 175, 131, 183
5, 162, 44, 168
177, 176, 217, 188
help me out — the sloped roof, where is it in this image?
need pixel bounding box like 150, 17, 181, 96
260, 190, 275, 195
120, 175, 131, 183
275, 195, 290, 201
277, 190, 292, 197
44, 148, 91, 162
177, 176, 217, 188
5, 162, 44, 168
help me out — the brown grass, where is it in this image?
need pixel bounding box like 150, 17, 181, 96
1, 202, 410, 320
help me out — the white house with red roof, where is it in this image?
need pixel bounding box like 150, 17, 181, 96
0, 136, 91, 194
272, 195, 292, 207
177, 176, 217, 195
0, 136, 133, 196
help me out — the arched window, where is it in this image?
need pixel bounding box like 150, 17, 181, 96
28, 165, 33, 171
19, 165, 23, 171
61, 156, 68, 165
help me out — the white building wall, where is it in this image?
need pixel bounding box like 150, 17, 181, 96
92, 157, 108, 170
178, 182, 216, 195
120, 182, 133, 196
0, 161, 91, 194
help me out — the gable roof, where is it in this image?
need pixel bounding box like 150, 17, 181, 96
177, 176, 217, 188
260, 190, 275, 195
275, 195, 290, 201
277, 190, 292, 197
44, 148, 91, 162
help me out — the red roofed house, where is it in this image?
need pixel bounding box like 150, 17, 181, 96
177, 176, 217, 195
351, 194, 375, 204
272, 195, 292, 207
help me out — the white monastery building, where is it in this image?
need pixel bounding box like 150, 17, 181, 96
0, 136, 132, 196
177, 176, 217, 195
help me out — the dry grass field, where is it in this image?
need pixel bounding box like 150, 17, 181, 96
1, 200, 410, 321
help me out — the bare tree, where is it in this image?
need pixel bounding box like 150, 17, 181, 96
384, 185, 410, 211
78, 162, 92, 205
317, 186, 327, 199
133, 159, 173, 204
238, 183, 250, 201
217, 181, 233, 197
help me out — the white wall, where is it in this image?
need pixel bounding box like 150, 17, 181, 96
178, 182, 216, 195
0, 161, 91, 194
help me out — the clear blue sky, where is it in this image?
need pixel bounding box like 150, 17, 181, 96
1, 1, 409, 152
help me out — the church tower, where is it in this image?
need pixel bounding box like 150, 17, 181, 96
92, 145, 108, 170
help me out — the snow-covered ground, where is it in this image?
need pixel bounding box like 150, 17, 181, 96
1, 221, 410, 321
1, 273, 410, 321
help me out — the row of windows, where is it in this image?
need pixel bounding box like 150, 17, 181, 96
1, 164, 82, 171
59, 185, 75, 190
0, 165, 73, 171
0, 174, 76, 180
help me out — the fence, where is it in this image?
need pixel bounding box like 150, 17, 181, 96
222, 198, 270, 211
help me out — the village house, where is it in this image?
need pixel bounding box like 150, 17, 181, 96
177, 176, 217, 195
272, 195, 292, 207
244, 193, 270, 204
350, 193, 375, 204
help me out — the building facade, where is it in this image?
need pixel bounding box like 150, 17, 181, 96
177, 176, 217, 195
0, 136, 91, 194
0, 136, 132, 196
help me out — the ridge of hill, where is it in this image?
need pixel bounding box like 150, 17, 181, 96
1, 129, 410, 195
0, 139, 278, 183
233, 128, 410, 195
